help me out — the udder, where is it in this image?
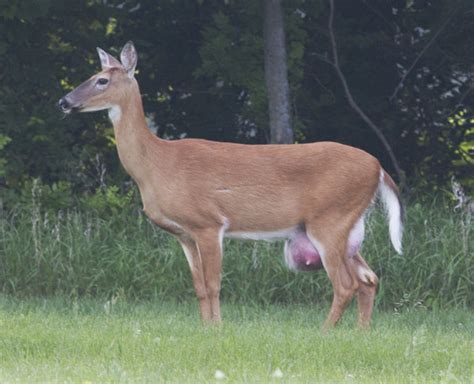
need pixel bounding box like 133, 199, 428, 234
284, 231, 323, 272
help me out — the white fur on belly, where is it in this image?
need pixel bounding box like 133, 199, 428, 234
225, 227, 297, 241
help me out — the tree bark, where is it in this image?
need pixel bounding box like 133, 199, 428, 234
263, 0, 293, 144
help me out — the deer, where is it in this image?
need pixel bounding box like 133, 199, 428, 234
58, 42, 403, 329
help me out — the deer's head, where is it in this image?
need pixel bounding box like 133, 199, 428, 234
58, 41, 137, 114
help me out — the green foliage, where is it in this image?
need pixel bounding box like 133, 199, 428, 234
0, 0, 51, 21
196, 5, 268, 138
447, 109, 474, 187
0, 0, 473, 198
1, 177, 137, 219
80, 185, 135, 216
196, 1, 309, 142
0, 0, 116, 190
0, 134, 11, 177
4, 178, 75, 212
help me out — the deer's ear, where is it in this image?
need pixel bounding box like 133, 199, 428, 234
120, 41, 137, 78
96, 47, 122, 70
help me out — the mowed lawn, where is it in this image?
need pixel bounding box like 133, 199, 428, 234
0, 296, 472, 383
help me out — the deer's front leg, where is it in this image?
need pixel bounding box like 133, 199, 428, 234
194, 229, 223, 324
178, 236, 213, 323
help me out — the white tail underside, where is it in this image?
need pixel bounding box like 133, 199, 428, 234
378, 171, 403, 254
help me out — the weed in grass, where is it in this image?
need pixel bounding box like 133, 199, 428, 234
452, 176, 472, 259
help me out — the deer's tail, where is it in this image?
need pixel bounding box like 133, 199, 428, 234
378, 170, 404, 254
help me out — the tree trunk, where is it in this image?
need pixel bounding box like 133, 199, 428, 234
263, 0, 293, 144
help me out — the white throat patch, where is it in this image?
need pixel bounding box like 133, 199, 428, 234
108, 106, 121, 124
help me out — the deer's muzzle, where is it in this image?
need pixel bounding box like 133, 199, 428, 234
57, 97, 71, 113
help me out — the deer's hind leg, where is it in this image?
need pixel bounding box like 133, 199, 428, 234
305, 226, 359, 330
350, 252, 378, 329
322, 254, 359, 330
320, 249, 378, 330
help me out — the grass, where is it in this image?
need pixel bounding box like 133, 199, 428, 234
0, 296, 472, 383
0, 197, 472, 309
0, 195, 472, 382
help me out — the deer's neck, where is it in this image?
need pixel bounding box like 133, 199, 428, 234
110, 82, 159, 185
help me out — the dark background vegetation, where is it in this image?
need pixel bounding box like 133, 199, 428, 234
0, 0, 473, 203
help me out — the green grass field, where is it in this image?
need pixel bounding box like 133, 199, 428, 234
0, 197, 472, 382
0, 296, 472, 383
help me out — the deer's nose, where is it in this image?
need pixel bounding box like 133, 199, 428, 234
57, 97, 70, 112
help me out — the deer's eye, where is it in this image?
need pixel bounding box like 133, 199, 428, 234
97, 78, 109, 85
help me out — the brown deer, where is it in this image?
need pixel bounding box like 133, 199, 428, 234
58, 42, 403, 329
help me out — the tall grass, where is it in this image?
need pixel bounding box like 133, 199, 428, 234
0, 196, 472, 309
